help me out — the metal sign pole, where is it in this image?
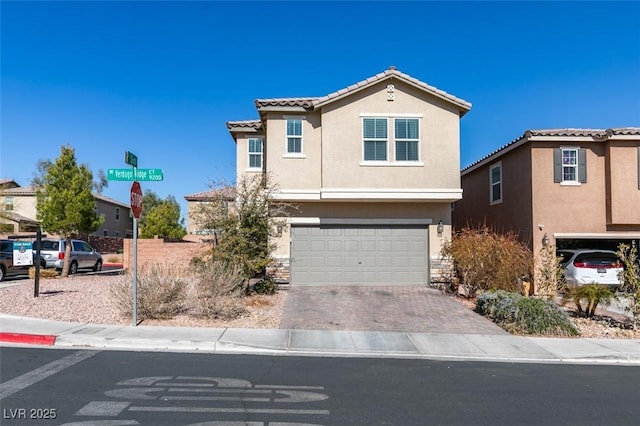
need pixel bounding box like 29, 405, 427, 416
133, 217, 138, 327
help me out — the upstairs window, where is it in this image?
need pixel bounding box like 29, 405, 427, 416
4, 196, 14, 211
286, 119, 303, 153
395, 118, 419, 161
554, 148, 586, 184
363, 118, 388, 161
115, 207, 120, 221
490, 162, 502, 204
248, 138, 263, 169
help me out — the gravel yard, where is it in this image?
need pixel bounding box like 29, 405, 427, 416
1, 274, 637, 338
0, 274, 285, 329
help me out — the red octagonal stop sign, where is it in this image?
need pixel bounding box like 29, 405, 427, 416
130, 181, 143, 219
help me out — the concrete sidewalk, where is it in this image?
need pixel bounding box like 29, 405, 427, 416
1, 314, 638, 365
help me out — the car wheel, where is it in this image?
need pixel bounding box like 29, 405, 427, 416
69, 261, 78, 275
0, 266, 5, 282
40, 259, 47, 269
94, 260, 103, 272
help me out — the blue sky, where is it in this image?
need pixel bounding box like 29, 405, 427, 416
2, 1, 639, 220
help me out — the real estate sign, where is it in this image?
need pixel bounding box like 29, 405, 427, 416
13, 241, 33, 266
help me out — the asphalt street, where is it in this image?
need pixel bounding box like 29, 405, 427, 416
1, 347, 638, 426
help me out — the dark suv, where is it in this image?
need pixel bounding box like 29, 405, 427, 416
0, 239, 31, 281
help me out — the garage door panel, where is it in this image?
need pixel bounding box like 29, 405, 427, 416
292, 225, 427, 285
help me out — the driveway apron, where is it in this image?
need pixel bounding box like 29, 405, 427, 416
280, 286, 508, 334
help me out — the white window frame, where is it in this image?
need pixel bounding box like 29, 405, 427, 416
561, 147, 579, 185
394, 118, 420, 162
285, 117, 304, 157
247, 138, 263, 170
489, 162, 503, 205
362, 117, 389, 162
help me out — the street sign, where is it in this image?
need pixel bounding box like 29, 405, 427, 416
125, 151, 138, 167
130, 181, 143, 219
107, 168, 163, 181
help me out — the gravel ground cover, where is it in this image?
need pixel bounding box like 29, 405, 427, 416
0, 274, 284, 329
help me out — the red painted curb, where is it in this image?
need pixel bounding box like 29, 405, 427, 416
103, 263, 123, 268
0, 332, 57, 346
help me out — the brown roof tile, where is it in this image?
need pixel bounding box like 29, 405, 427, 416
226, 120, 263, 130
184, 187, 236, 201
254, 97, 319, 109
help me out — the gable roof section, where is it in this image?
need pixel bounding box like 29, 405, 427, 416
462, 127, 640, 175
312, 67, 471, 115
228, 67, 472, 136
184, 187, 236, 202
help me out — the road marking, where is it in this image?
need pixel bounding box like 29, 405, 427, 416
75, 401, 131, 416
128, 406, 330, 415
0, 350, 99, 400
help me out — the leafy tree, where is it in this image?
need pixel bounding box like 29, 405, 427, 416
34, 145, 103, 277
139, 190, 163, 228
139, 195, 186, 239
193, 174, 294, 283
617, 242, 640, 330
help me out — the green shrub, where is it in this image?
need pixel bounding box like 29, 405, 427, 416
251, 277, 277, 295
565, 284, 615, 318
617, 242, 640, 330
188, 260, 246, 320
476, 290, 579, 336
443, 227, 533, 297
111, 262, 187, 320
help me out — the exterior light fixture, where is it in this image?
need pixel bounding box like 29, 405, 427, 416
437, 220, 444, 237
276, 225, 283, 237
542, 233, 550, 247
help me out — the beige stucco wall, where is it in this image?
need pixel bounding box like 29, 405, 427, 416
2, 194, 38, 220
606, 143, 640, 226
265, 111, 322, 190
235, 133, 264, 183
320, 80, 461, 190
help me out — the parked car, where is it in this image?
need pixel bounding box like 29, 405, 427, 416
33, 239, 103, 274
559, 249, 623, 288
0, 239, 32, 281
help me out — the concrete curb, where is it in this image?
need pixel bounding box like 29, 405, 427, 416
0, 332, 57, 346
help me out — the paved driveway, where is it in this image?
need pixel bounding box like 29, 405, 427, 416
280, 286, 508, 334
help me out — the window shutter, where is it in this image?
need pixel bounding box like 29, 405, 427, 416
553, 148, 562, 182
578, 149, 587, 183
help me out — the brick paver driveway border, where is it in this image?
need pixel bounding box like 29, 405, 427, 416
280, 286, 508, 335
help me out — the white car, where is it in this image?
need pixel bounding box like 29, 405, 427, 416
559, 249, 622, 288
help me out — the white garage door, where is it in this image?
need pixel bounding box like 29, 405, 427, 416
291, 225, 428, 285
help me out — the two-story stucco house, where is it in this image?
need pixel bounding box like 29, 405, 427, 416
0, 180, 132, 238
184, 187, 236, 237
227, 67, 471, 286
453, 128, 640, 259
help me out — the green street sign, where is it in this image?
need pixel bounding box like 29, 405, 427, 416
124, 151, 138, 167
108, 168, 163, 181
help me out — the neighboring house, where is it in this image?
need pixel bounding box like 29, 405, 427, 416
184, 187, 236, 236
453, 128, 640, 258
227, 67, 471, 285
0, 180, 133, 238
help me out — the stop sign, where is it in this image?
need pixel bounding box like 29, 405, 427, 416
130, 181, 143, 219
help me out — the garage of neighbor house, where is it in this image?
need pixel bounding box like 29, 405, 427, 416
290, 224, 428, 286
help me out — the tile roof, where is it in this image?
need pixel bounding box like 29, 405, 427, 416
1, 185, 36, 195
0, 211, 38, 223
226, 120, 263, 130
250, 67, 471, 114
184, 187, 236, 201
462, 127, 640, 173
254, 98, 318, 109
